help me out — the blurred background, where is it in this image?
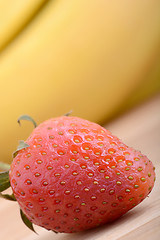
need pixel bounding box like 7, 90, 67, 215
0, 0, 160, 164
0, 2, 160, 240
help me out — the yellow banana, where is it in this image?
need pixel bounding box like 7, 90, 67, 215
117, 53, 160, 118
0, 0, 160, 163
0, 0, 48, 51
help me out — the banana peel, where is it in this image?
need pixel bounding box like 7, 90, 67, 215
0, 0, 49, 51
0, 0, 160, 163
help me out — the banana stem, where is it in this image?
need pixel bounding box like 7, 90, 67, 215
0, 162, 10, 171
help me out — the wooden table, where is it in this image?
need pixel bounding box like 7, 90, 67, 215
0, 95, 160, 240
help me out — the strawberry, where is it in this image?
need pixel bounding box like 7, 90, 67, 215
1, 116, 155, 233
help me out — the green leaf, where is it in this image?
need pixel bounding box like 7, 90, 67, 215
20, 209, 37, 234
0, 192, 16, 201
0, 171, 10, 192
64, 110, 73, 116
13, 140, 30, 158
17, 115, 37, 128
0, 162, 10, 171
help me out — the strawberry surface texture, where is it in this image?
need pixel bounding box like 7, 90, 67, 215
9, 116, 155, 233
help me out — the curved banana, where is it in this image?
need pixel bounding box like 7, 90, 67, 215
0, 0, 48, 51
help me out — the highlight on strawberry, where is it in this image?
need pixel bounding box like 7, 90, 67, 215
0, 115, 155, 233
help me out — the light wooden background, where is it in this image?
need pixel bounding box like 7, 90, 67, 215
0, 95, 159, 240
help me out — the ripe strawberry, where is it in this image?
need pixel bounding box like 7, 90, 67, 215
7, 116, 155, 233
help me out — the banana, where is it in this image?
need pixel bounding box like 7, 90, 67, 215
117, 52, 160, 118
0, 0, 48, 51
0, 0, 160, 163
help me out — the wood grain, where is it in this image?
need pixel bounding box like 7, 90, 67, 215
0, 95, 159, 240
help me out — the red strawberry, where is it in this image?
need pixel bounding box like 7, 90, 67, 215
8, 116, 155, 233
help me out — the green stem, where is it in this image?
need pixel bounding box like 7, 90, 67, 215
0, 162, 10, 171
17, 115, 37, 128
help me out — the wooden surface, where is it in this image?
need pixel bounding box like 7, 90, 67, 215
0, 95, 160, 240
